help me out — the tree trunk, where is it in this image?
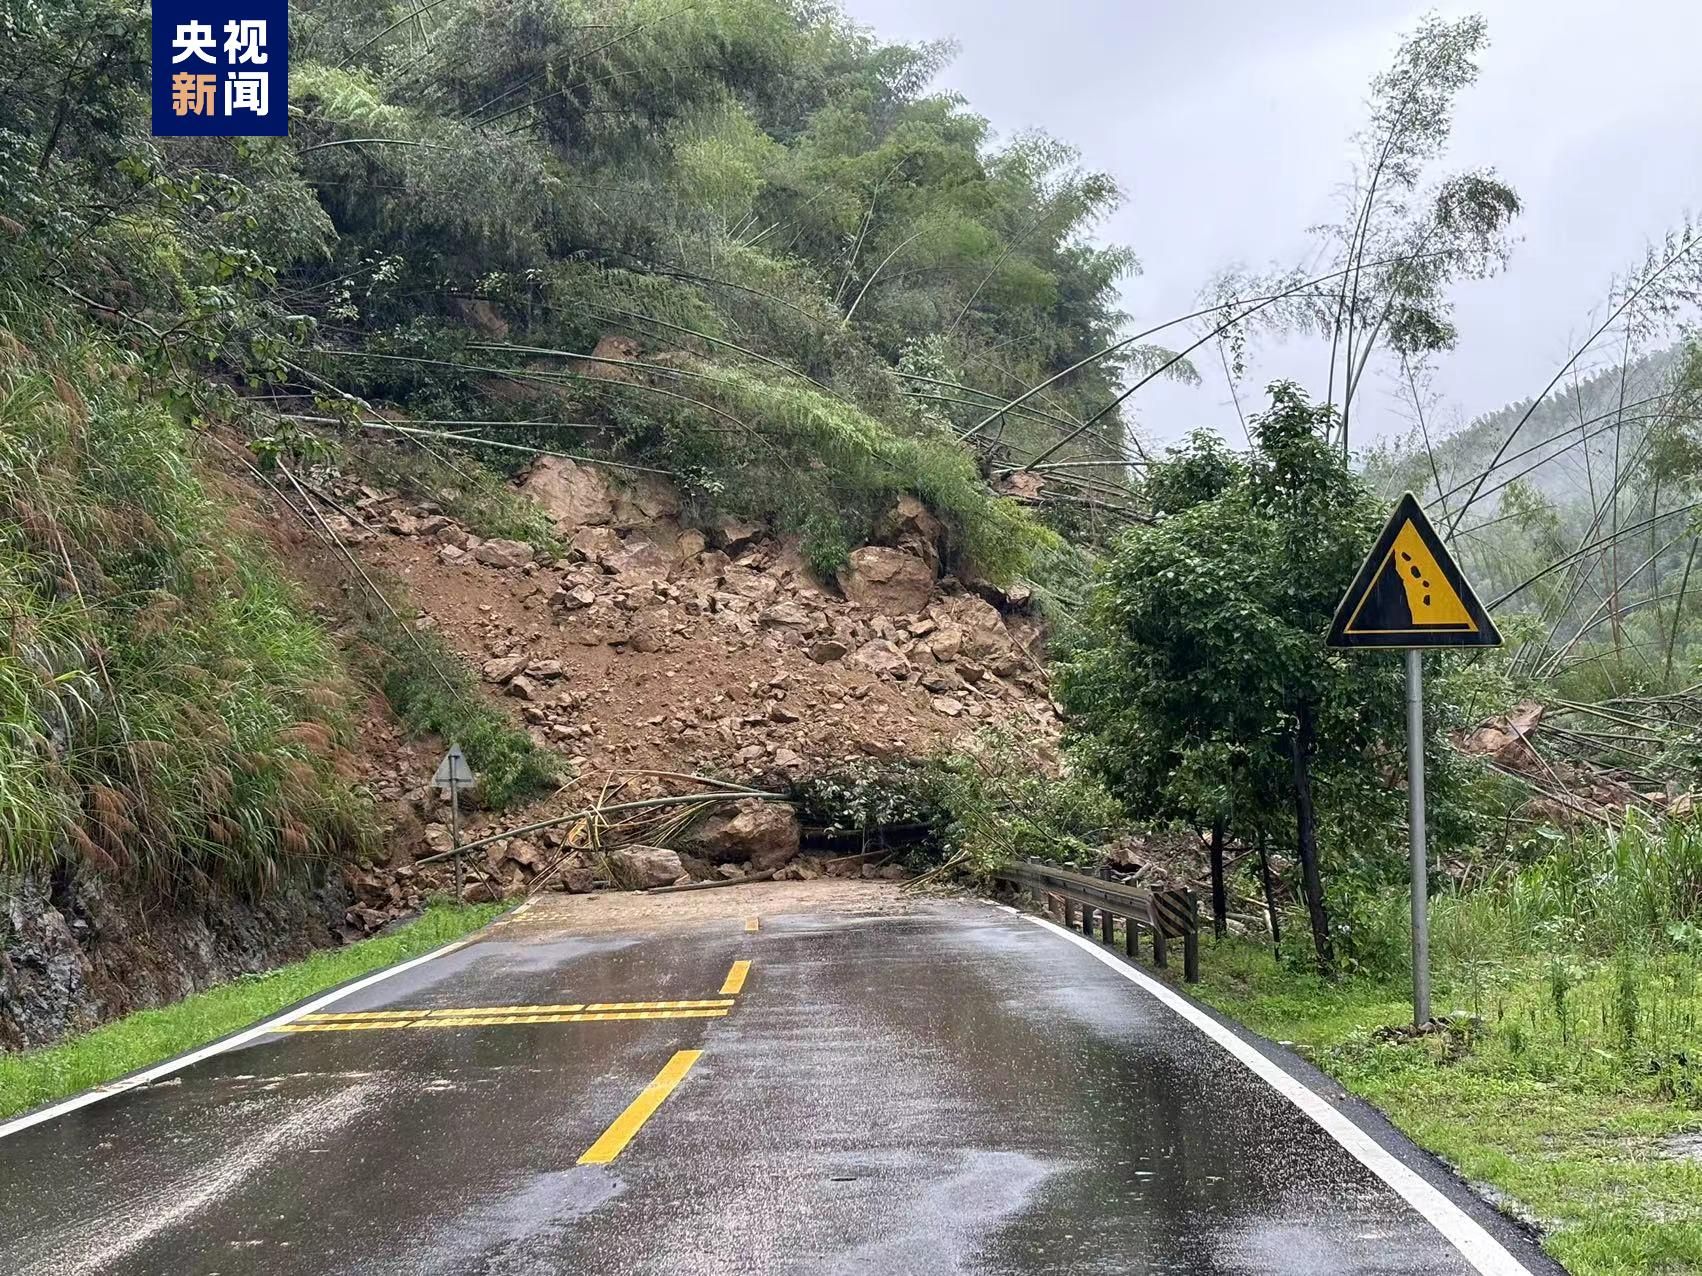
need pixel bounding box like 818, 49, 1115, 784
1209, 818, 1227, 939
1255, 826, 1281, 955
1290, 701, 1335, 974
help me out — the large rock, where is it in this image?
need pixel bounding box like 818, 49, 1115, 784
850, 638, 912, 679
1457, 701, 1545, 767
808, 638, 849, 664
556, 853, 596, 894
481, 654, 527, 683
610, 473, 682, 530
521, 457, 615, 529
928, 595, 1014, 661
837, 546, 935, 616
759, 601, 813, 629
604, 845, 684, 889
682, 800, 801, 870
473, 538, 535, 569
877, 495, 947, 571
711, 517, 764, 554
570, 524, 625, 564
603, 536, 676, 582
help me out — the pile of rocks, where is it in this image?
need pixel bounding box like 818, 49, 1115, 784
316, 453, 1059, 781
306, 451, 1062, 898
431, 797, 816, 902
341, 858, 438, 939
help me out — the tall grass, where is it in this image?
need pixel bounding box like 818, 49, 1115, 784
616, 362, 1059, 582
0, 307, 372, 894
1317, 815, 1702, 1097
1425, 814, 1702, 961
1336, 814, 1702, 982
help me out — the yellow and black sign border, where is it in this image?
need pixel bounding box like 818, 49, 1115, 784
1327, 492, 1502, 650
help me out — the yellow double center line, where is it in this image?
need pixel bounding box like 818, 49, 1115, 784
277, 956, 757, 1040
278, 999, 736, 1033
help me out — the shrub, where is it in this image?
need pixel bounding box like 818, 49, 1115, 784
357, 612, 557, 811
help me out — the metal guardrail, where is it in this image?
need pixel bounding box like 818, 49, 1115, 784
993, 859, 1200, 983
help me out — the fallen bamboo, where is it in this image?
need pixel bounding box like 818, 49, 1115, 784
644, 869, 781, 895
901, 850, 966, 890
414, 790, 790, 866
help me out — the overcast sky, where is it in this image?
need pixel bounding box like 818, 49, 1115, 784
839, 0, 1702, 450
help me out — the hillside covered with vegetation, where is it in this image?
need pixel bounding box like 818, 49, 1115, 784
1, 0, 1156, 898
9, 1, 1702, 1264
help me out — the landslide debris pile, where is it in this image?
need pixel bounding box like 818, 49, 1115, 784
299, 442, 1065, 914
2, 0, 1145, 1034
334, 452, 1058, 774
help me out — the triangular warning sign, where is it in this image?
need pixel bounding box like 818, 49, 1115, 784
1327, 493, 1501, 649
433, 743, 476, 790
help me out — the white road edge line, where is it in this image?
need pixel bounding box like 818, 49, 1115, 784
0, 935, 479, 1141
1002, 905, 1534, 1276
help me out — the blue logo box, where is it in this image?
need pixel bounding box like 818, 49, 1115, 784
151, 0, 288, 136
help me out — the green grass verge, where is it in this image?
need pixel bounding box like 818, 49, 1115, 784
0, 901, 503, 1120
1187, 936, 1702, 1275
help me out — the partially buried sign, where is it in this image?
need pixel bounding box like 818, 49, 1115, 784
1327, 492, 1500, 649
433, 743, 476, 793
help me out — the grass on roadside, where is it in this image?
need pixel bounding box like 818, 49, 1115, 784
1188, 935, 1702, 1276
0, 901, 503, 1121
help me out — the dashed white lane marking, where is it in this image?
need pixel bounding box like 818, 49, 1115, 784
0, 935, 480, 1140
1005, 906, 1535, 1276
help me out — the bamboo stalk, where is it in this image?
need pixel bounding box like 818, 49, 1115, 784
644, 869, 781, 895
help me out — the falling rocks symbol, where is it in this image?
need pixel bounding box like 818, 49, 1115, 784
1327, 492, 1501, 650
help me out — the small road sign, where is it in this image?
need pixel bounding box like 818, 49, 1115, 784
1328, 492, 1501, 649
433, 744, 476, 794
1328, 493, 1501, 1027
432, 744, 476, 897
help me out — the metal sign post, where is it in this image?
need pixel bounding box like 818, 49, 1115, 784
451, 775, 463, 900
1405, 649, 1430, 1024
1327, 493, 1500, 1026
432, 744, 477, 900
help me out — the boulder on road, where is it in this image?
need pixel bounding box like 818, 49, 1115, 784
682, 799, 800, 871
604, 845, 685, 889
555, 853, 596, 894
837, 546, 935, 616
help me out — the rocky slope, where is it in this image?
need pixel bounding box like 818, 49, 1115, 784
280, 444, 1063, 915
332, 455, 1058, 779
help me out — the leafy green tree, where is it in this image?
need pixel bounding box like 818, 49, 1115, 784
1215, 13, 1520, 457
1060, 384, 1474, 972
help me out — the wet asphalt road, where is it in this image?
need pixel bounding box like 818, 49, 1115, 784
0, 899, 1555, 1275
